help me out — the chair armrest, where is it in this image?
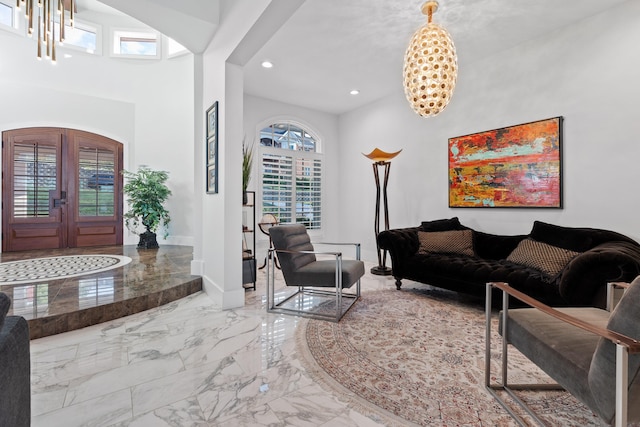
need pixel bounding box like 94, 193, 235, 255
271, 248, 343, 258
488, 281, 640, 353
608, 281, 631, 290
606, 281, 631, 312
314, 242, 361, 260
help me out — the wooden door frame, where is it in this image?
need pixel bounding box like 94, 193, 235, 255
2, 127, 124, 251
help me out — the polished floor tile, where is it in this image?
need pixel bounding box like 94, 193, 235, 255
30, 263, 400, 426
1, 245, 201, 339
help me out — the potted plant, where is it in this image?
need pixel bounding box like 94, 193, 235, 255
242, 139, 254, 205
122, 166, 172, 249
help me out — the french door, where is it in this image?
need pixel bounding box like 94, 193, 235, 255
2, 128, 123, 252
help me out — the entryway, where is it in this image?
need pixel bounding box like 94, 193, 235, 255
2, 128, 123, 252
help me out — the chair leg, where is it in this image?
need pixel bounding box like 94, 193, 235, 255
335, 254, 343, 322
266, 249, 275, 311
615, 344, 628, 427
484, 283, 562, 427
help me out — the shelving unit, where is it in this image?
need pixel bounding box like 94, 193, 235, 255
242, 191, 256, 290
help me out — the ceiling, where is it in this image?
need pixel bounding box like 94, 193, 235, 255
90, 0, 630, 115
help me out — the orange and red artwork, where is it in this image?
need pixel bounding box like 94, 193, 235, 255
448, 117, 562, 208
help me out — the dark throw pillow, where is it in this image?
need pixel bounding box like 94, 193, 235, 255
506, 238, 580, 277
530, 221, 594, 252
420, 217, 464, 232
418, 229, 475, 257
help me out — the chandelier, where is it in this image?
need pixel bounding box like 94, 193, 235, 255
403, 1, 457, 117
16, 0, 76, 63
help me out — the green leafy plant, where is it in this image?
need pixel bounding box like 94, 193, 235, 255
122, 166, 172, 238
242, 139, 254, 193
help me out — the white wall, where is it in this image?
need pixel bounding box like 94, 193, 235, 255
0, 10, 194, 246
338, 1, 640, 262
196, 0, 272, 309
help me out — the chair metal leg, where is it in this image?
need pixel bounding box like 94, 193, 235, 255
615, 344, 628, 427
484, 283, 563, 427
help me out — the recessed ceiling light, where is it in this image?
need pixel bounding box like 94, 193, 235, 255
261, 61, 273, 68
350, 89, 360, 95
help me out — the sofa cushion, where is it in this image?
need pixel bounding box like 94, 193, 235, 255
530, 221, 594, 252
420, 217, 465, 232
507, 238, 580, 278
0, 292, 10, 331
418, 230, 474, 256
404, 251, 563, 303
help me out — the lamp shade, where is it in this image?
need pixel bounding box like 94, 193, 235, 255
363, 148, 402, 163
403, 2, 457, 118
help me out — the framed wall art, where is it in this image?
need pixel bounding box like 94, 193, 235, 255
206, 101, 218, 194
448, 116, 563, 208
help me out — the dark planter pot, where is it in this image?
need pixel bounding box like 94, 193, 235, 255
138, 230, 159, 249
243, 191, 248, 205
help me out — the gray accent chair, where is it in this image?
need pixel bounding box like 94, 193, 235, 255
267, 224, 364, 322
485, 277, 640, 426
0, 292, 31, 427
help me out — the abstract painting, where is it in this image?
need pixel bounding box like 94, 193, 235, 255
448, 117, 562, 208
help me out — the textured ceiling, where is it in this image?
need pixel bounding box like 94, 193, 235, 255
243, 0, 631, 115
87, 0, 630, 115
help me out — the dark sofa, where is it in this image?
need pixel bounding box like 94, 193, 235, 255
377, 218, 640, 308
0, 292, 31, 427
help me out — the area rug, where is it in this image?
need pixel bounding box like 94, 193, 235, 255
296, 288, 606, 426
0, 255, 132, 285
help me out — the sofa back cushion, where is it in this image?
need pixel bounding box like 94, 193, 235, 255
473, 231, 526, 260
506, 238, 580, 278
420, 217, 467, 232
530, 221, 639, 252
418, 229, 475, 257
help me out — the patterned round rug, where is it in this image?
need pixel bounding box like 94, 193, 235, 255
0, 255, 132, 285
297, 288, 605, 426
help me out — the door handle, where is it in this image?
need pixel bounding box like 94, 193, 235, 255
52, 191, 67, 208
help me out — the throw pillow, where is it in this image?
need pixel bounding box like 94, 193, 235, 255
506, 238, 580, 277
420, 217, 464, 232
0, 292, 10, 331
529, 221, 593, 252
417, 229, 475, 257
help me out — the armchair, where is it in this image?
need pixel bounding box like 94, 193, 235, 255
0, 292, 31, 427
267, 224, 364, 322
485, 278, 640, 426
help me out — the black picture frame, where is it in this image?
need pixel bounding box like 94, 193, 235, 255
206, 101, 218, 194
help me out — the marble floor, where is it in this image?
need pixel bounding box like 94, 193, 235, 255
0, 245, 202, 339
30, 260, 407, 427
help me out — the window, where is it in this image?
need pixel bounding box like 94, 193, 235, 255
55, 20, 99, 54
260, 123, 322, 230
0, 0, 21, 35
78, 146, 116, 217
112, 29, 160, 58
167, 37, 188, 58
0, 2, 13, 28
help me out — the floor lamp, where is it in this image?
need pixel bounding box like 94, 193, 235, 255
363, 148, 402, 276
